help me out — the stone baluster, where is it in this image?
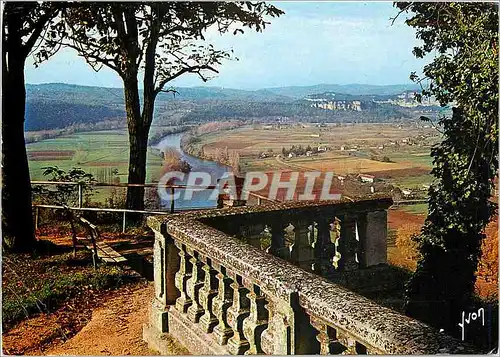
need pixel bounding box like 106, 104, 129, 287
174, 242, 192, 313
308, 223, 316, 246
290, 219, 314, 271
312, 219, 336, 276
242, 282, 269, 354
199, 257, 219, 333
337, 328, 358, 355
186, 249, 205, 323
240, 223, 265, 248
212, 265, 235, 345
261, 298, 292, 355
331, 218, 342, 269
338, 215, 359, 271
267, 221, 290, 260
262, 291, 319, 355
226, 274, 251, 354
310, 317, 348, 355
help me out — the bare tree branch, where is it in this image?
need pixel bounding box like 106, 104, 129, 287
154, 64, 218, 95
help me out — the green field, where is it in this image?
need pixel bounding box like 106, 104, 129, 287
400, 203, 429, 215
27, 129, 164, 183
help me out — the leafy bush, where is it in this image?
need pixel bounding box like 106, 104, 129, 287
475, 219, 499, 301
32, 166, 96, 207
394, 223, 421, 271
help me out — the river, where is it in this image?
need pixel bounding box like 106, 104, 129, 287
153, 133, 230, 211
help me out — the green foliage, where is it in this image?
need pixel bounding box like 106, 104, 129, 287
396, 2, 499, 336
33, 166, 96, 207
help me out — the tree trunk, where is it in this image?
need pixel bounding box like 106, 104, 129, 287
126, 124, 148, 211
124, 74, 147, 212
2, 40, 36, 252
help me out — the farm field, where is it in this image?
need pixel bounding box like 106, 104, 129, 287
27, 129, 165, 183
195, 123, 440, 190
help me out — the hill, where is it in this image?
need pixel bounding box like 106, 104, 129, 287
24, 82, 428, 132
265, 83, 421, 99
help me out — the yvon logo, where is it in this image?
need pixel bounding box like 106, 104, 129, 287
458, 308, 485, 341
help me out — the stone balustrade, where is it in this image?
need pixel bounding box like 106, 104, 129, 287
143, 197, 475, 355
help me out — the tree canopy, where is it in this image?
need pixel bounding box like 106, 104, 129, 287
395, 2, 498, 337
54, 2, 283, 211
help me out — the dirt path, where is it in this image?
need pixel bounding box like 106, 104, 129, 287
45, 282, 158, 356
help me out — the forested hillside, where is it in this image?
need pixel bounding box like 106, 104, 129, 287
182, 100, 418, 123
25, 101, 124, 131
25, 82, 435, 132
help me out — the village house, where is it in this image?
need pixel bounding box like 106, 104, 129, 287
401, 189, 413, 197
358, 173, 375, 183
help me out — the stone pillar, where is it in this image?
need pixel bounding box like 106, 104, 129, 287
150, 225, 176, 333
358, 210, 388, 267
290, 220, 314, 271
338, 215, 358, 271
267, 222, 290, 260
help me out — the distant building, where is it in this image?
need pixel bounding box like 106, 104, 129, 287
402, 189, 413, 197
358, 174, 375, 183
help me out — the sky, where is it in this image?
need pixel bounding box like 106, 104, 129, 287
25, 1, 428, 90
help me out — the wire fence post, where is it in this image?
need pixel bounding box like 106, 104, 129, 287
170, 187, 175, 213
35, 207, 39, 230
122, 211, 126, 233
78, 183, 83, 208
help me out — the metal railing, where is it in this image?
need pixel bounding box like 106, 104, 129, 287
31, 180, 220, 210
31, 180, 270, 232
31, 180, 222, 232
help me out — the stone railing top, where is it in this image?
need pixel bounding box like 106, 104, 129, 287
148, 209, 475, 354
148, 196, 393, 232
